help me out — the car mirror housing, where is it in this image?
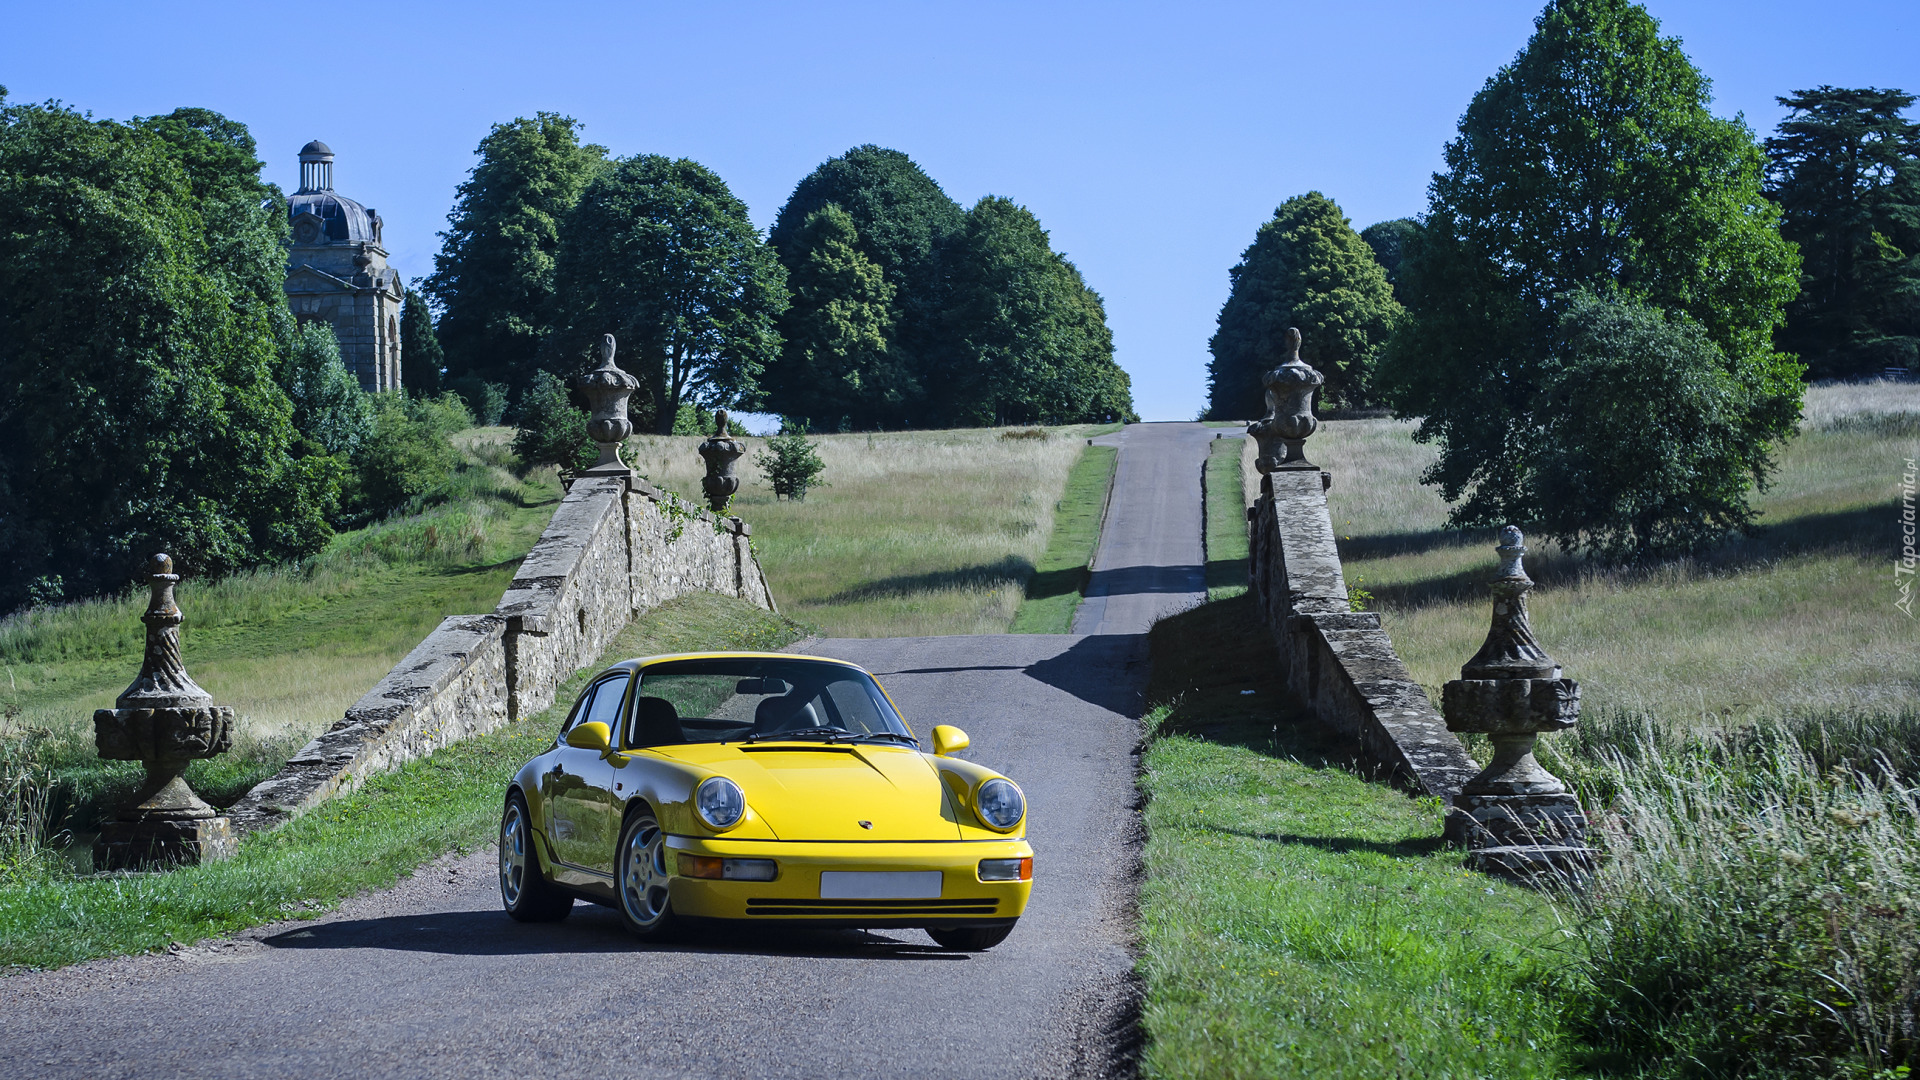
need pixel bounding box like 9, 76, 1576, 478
931, 725, 970, 756
565, 721, 612, 754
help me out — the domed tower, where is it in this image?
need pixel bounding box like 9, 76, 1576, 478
284, 140, 403, 392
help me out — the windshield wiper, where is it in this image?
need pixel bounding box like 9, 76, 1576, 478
744, 726, 851, 743
827, 731, 920, 746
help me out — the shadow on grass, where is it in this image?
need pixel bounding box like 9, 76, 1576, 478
1365, 503, 1896, 610
1337, 528, 1492, 562
1204, 557, 1248, 596
262, 906, 969, 960
822, 556, 1034, 604
1196, 822, 1449, 859
1023, 562, 1089, 601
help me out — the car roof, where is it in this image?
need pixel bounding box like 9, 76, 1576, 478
597, 651, 869, 675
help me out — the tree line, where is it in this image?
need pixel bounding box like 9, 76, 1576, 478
1204, 0, 1919, 561
422, 130, 1136, 436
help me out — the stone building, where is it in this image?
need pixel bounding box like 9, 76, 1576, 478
284, 140, 403, 391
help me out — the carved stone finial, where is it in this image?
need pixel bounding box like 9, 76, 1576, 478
1247, 327, 1324, 474
698, 409, 745, 512
1440, 527, 1589, 874
577, 334, 641, 475
94, 554, 236, 869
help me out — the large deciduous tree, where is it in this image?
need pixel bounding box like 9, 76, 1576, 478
766, 146, 965, 425
935, 196, 1135, 427
0, 95, 337, 610
1360, 217, 1421, 300
424, 114, 605, 399
553, 155, 787, 433
399, 287, 445, 394
1207, 192, 1402, 418
762, 204, 902, 429
1766, 86, 1920, 379
1376, 0, 1802, 558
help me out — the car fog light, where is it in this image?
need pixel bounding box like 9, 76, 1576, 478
974, 778, 1025, 831
696, 776, 746, 830
978, 857, 1032, 882
677, 855, 778, 881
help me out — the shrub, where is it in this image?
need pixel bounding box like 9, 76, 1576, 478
341, 393, 471, 524
447, 375, 508, 426
755, 431, 828, 501
280, 321, 374, 457
511, 370, 593, 474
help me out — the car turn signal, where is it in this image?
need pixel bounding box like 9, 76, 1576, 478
978, 857, 1032, 882
677, 854, 778, 881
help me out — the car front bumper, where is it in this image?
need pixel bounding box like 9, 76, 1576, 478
663, 835, 1033, 927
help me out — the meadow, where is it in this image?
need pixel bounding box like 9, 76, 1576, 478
628, 424, 1116, 637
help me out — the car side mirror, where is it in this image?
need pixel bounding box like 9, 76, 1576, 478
931, 725, 970, 757
565, 721, 612, 755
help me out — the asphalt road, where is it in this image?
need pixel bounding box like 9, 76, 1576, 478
0, 422, 1212, 1079
1072, 423, 1218, 635
0, 635, 1145, 1080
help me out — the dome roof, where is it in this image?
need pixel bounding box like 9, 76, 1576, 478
287, 190, 376, 244
299, 140, 334, 159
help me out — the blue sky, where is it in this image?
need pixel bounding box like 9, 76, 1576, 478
4, 1, 1916, 422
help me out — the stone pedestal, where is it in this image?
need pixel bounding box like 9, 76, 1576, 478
578, 334, 640, 476
97, 815, 236, 871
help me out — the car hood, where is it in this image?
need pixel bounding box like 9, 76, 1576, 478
656, 743, 958, 841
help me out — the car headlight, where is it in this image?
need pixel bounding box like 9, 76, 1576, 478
695, 776, 746, 830
974, 778, 1025, 831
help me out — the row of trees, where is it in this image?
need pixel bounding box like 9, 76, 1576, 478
423, 129, 1135, 432
1204, 0, 1918, 561
0, 92, 472, 612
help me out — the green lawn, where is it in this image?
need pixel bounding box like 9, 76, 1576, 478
1010, 443, 1118, 633
1204, 436, 1249, 600
0, 591, 804, 970
1138, 595, 1566, 1078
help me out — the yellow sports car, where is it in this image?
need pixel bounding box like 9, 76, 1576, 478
498, 652, 1033, 951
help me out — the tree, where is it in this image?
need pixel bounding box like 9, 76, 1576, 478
511, 370, 593, 474
282, 321, 374, 458
423, 114, 606, 398
1534, 292, 1771, 559
0, 96, 337, 610
1375, 0, 1802, 553
761, 205, 902, 429
935, 196, 1136, 426
1766, 86, 1920, 379
768, 146, 965, 425
1207, 192, 1403, 418
400, 287, 445, 394
1360, 217, 1421, 299
553, 155, 787, 434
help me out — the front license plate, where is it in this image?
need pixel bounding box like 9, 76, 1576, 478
819, 871, 943, 899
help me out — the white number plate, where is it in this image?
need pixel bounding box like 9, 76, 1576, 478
819, 871, 943, 899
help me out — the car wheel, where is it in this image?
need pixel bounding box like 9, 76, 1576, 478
499, 792, 572, 922
617, 806, 679, 940
926, 923, 1015, 951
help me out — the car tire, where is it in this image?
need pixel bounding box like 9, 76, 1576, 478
499, 792, 572, 923
616, 806, 680, 941
926, 923, 1016, 951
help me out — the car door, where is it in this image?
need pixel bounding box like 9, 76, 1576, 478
545, 670, 630, 884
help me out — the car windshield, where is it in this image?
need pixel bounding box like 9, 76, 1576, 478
627, 658, 914, 749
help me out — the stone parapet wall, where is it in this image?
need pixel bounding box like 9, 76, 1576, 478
228, 473, 776, 834
1249, 469, 1482, 799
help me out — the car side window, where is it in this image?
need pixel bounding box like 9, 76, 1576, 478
560, 672, 631, 736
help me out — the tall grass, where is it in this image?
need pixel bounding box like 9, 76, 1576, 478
1551, 714, 1920, 1077
626, 425, 1115, 637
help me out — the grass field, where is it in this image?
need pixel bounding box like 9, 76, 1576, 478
1009, 443, 1118, 633
1137, 594, 1567, 1079
1313, 380, 1920, 725
1204, 436, 1250, 601
627, 425, 1118, 637
0, 591, 804, 970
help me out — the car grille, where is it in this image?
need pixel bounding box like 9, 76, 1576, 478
746, 897, 1001, 917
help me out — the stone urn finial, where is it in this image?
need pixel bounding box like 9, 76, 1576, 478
697, 409, 745, 512
93, 554, 237, 869
576, 334, 641, 475
1248, 327, 1324, 474
1441, 529, 1590, 874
